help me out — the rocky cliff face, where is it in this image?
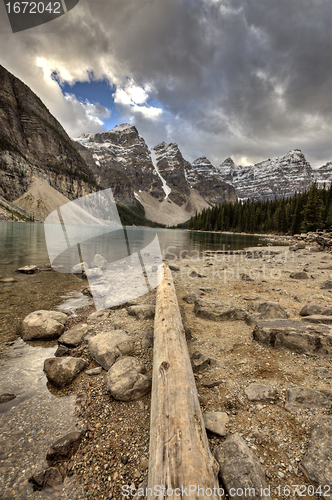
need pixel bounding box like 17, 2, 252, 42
75, 125, 164, 207
314, 162, 332, 187
217, 150, 317, 200
0, 65, 96, 204
185, 156, 237, 205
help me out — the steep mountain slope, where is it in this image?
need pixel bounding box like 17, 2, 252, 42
0, 65, 97, 205
217, 150, 315, 200
14, 178, 70, 221
185, 156, 237, 205
314, 162, 332, 187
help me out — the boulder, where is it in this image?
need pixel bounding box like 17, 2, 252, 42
203, 412, 229, 437
84, 268, 104, 279
21, 310, 68, 340
71, 262, 89, 274
194, 299, 246, 321
253, 320, 332, 357
105, 356, 151, 401
290, 272, 308, 279
46, 431, 82, 462
127, 304, 155, 320
301, 315, 332, 325
244, 383, 277, 401
246, 301, 288, 326
214, 434, 270, 500
58, 323, 89, 347
88, 330, 134, 370
301, 416, 332, 485
29, 467, 64, 491
90, 254, 107, 270
17, 265, 39, 274
300, 303, 332, 316
44, 357, 88, 387
285, 386, 332, 410
320, 280, 332, 290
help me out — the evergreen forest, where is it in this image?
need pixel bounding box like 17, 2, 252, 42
188, 182, 332, 234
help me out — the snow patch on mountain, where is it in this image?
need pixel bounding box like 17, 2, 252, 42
150, 148, 171, 199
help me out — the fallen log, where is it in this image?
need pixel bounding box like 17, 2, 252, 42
147, 264, 221, 499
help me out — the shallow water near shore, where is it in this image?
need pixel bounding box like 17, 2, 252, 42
0, 222, 267, 498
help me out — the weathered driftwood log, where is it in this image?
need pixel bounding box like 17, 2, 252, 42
147, 265, 221, 500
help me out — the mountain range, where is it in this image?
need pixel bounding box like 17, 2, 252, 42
0, 64, 331, 225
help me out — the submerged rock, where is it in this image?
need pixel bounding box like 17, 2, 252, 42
44, 357, 88, 387
46, 430, 83, 462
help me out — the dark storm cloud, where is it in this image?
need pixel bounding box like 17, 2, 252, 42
0, 0, 330, 166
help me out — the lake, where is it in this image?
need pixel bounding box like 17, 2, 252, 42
0, 222, 265, 498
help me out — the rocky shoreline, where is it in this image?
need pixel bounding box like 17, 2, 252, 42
1, 236, 332, 499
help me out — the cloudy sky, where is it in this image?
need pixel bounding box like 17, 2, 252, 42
0, 0, 331, 168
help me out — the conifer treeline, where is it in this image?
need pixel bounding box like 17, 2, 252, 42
188, 182, 332, 234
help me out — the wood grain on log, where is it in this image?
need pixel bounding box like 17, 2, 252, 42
147, 265, 221, 499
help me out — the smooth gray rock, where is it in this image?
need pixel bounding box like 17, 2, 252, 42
301, 416, 332, 485
44, 357, 88, 387
21, 310, 68, 340
105, 356, 151, 401
127, 304, 155, 320
88, 330, 134, 370
285, 386, 332, 410
203, 412, 229, 436
290, 272, 309, 279
253, 320, 332, 357
46, 431, 82, 462
246, 301, 288, 326
194, 299, 246, 321
301, 315, 332, 325
58, 323, 89, 347
244, 383, 277, 401
90, 254, 107, 270
71, 262, 89, 274
84, 268, 104, 279
168, 264, 180, 271
214, 434, 270, 500
320, 280, 332, 290
300, 303, 332, 316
